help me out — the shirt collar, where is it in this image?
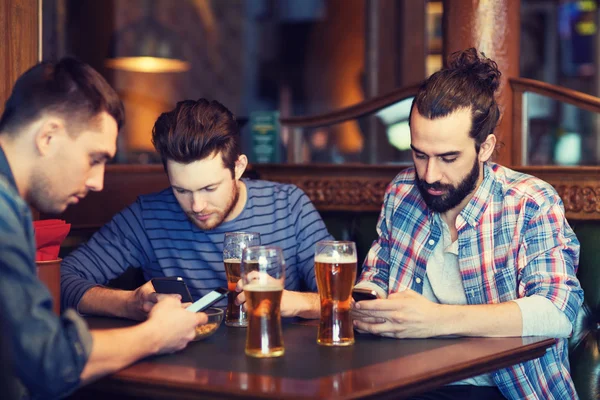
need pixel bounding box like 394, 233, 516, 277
0, 145, 18, 191
456, 162, 496, 228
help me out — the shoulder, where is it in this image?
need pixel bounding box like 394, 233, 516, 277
489, 164, 561, 208
245, 179, 307, 202
0, 175, 27, 218
385, 167, 422, 206
116, 188, 179, 219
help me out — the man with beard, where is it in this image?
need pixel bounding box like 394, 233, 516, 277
351, 49, 583, 400
0, 58, 206, 399
61, 98, 332, 320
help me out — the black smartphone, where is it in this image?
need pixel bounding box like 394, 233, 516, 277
151, 277, 194, 303
186, 288, 228, 312
352, 288, 378, 302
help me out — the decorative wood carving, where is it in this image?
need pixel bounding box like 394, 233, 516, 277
555, 185, 600, 216
266, 176, 391, 212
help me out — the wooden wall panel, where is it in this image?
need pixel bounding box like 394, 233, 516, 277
47, 164, 600, 234
0, 0, 39, 113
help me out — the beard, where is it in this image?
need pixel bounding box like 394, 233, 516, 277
415, 159, 480, 213
188, 180, 240, 230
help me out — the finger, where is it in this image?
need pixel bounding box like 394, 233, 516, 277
236, 279, 243, 292
181, 302, 192, 308
235, 292, 246, 305
195, 312, 208, 325
144, 291, 160, 304
354, 299, 399, 311
142, 301, 155, 313
353, 319, 396, 335
155, 293, 181, 302
350, 308, 392, 320
353, 316, 386, 324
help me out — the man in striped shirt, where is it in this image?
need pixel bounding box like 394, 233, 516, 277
61, 98, 331, 320
352, 49, 583, 399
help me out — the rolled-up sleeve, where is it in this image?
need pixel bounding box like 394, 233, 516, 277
517, 198, 584, 328
356, 184, 394, 295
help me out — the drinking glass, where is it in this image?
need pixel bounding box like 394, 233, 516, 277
223, 232, 260, 327
315, 240, 357, 346
241, 245, 285, 358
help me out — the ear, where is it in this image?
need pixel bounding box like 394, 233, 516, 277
478, 134, 496, 163
34, 117, 67, 156
234, 154, 248, 180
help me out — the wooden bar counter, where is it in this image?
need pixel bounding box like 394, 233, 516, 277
69, 315, 555, 400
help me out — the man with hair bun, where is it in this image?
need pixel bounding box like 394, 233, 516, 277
352, 48, 582, 399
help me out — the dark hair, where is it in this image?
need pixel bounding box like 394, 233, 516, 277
151, 98, 241, 175
0, 57, 124, 135
410, 48, 501, 152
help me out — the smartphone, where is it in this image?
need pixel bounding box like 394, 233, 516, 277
151, 277, 193, 303
186, 288, 228, 313
352, 288, 378, 302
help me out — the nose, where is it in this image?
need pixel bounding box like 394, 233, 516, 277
423, 158, 441, 184
191, 192, 208, 213
86, 165, 105, 192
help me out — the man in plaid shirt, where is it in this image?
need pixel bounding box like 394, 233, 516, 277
352, 48, 583, 400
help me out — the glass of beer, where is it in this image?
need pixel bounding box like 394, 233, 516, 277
315, 240, 357, 346
241, 246, 285, 358
223, 232, 260, 327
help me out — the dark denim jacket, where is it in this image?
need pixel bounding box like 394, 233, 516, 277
0, 146, 92, 399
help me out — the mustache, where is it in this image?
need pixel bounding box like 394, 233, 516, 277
418, 180, 453, 191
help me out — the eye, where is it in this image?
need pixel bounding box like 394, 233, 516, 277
205, 186, 217, 192
441, 157, 457, 163
414, 153, 427, 160
174, 188, 188, 194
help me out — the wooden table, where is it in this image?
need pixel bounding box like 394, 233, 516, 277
70, 316, 555, 400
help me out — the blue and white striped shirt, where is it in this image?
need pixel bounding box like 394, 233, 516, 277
61, 179, 333, 310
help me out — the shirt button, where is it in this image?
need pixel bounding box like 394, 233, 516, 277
428, 239, 435, 246
415, 277, 422, 284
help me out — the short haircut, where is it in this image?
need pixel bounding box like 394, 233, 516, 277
152, 98, 241, 175
410, 48, 501, 152
0, 57, 124, 136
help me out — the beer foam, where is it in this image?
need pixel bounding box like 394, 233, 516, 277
244, 282, 283, 292
223, 258, 241, 263
315, 254, 357, 264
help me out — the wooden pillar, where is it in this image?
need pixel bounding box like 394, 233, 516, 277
442, 0, 520, 166
0, 0, 39, 219
0, 0, 39, 112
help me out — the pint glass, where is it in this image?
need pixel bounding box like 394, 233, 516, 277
315, 240, 357, 346
242, 246, 285, 358
223, 232, 260, 327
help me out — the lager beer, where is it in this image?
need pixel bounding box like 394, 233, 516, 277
315, 241, 357, 346
244, 283, 284, 358
223, 232, 260, 327
241, 245, 285, 358
224, 258, 246, 327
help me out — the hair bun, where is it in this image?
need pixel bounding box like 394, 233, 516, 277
448, 48, 501, 92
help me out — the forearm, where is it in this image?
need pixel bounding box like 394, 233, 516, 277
80, 323, 160, 384
283, 291, 320, 319
437, 301, 523, 337
78, 286, 135, 319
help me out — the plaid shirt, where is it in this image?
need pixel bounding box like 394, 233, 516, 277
358, 162, 583, 400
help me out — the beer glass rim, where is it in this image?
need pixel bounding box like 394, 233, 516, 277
316, 240, 356, 246
224, 231, 260, 237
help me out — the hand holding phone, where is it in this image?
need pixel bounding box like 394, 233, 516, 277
151, 277, 194, 303
352, 288, 378, 302
186, 288, 228, 313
